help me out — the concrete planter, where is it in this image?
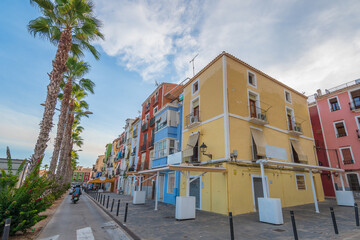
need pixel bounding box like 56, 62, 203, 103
258, 198, 283, 225
133, 191, 146, 204
175, 196, 196, 220
335, 190, 355, 206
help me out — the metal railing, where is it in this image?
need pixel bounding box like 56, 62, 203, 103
141, 122, 148, 132
336, 132, 347, 138
349, 101, 360, 111
250, 106, 267, 122
343, 159, 354, 165
289, 122, 302, 133
150, 117, 155, 126
185, 110, 200, 127
141, 143, 147, 151
145, 103, 150, 112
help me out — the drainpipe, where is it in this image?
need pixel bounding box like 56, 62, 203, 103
259, 160, 268, 198
186, 171, 190, 197
340, 174, 345, 191
155, 171, 159, 211
309, 170, 320, 213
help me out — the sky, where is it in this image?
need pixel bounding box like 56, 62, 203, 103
0, 0, 360, 167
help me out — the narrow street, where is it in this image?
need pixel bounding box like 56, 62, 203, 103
37, 194, 131, 240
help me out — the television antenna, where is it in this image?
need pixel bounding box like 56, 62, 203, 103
189, 53, 199, 77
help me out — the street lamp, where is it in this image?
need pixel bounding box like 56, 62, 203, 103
200, 142, 212, 159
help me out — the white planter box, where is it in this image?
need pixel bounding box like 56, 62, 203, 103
335, 190, 355, 206
133, 191, 146, 204
175, 196, 196, 220
258, 198, 283, 225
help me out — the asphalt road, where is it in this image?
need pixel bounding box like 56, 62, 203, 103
38, 194, 131, 240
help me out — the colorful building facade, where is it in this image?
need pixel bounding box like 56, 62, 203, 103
72, 166, 92, 185
309, 80, 360, 194
180, 52, 325, 215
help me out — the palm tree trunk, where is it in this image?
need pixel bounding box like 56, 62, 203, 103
56, 100, 74, 182
49, 77, 73, 176
60, 116, 74, 185
28, 28, 72, 174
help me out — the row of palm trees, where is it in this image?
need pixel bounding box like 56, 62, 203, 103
27, 0, 104, 187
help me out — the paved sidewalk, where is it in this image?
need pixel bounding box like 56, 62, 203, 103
87, 191, 360, 240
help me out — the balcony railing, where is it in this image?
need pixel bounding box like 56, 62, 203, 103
343, 159, 354, 165
141, 122, 148, 132
149, 138, 154, 148
141, 143, 147, 151
249, 106, 268, 125
336, 132, 347, 138
349, 101, 360, 112
145, 103, 150, 113
150, 117, 155, 126
153, 96, 159, 105
185, 110, 200, 128
288, 122, 303, 135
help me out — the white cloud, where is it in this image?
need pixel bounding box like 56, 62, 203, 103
94, 0, 360, 94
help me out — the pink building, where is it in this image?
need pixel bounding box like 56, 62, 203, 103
309, 80, 360, 193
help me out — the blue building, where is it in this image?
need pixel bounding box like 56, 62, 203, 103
152, 99, 183, 205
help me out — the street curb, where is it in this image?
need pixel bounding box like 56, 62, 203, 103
85, 192, 141, 240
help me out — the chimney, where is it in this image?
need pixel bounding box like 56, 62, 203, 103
316, 89, 322, 96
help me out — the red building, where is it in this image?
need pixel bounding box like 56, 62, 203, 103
136, 83, 178, 198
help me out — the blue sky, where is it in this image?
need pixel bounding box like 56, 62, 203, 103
1, 0, 360, 167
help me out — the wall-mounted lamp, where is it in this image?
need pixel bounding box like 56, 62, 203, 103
200, 142, 212, 159
230, 150, 238, 161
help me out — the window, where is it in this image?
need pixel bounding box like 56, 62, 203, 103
249, 92, 258, 118
192, 79, 199, 95
247, 70, 256, 87
334, 121, 347, 137
285, 90, 292, 104
155, 111, 167, 131
286, 108, 294, 130
295, 174, 306, 190
153, 106, 158, 115
158, 139, 167, 157
169, 139, 176, 155
329, 97, 340, 112
347, 173, 360, 191
167, 172, 175, 193
350, 89, 360, 110
340, 147, 354, 165
191, 97, 200, 122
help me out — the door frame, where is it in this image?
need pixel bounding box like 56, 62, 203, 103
190, 175, 202, 210
251, 174, 269, 212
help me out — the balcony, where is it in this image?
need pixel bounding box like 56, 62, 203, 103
150, 117, 155, 126
133, 129, 138, 138
153, 96, 159, 106
349, 101, 360, 112
149, 138, 154, 148
145, 103, 150, 113
152, 156, 168, 168
336, 132, 347, 138
343, 159, 355, 165
141, 143, 147, 152
288, 122, 303, 136
141, 122, 148, 132
185, 111, 201, 129
249, 107, 268, 125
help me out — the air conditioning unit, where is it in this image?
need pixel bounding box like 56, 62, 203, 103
190, 116, 196, 124
257, 113, 266, 121
294, 126, 301, 132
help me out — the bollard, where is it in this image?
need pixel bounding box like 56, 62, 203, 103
124, 203, 129, 222
228, 212, 234, 240
355, 203, 359, 227
106, 196, 110, 208
290, 211, 298, 240
116, 199, 120, 216
2, 218, 11, 240
103, 195, 106, 206
111, 199, 115, 212
330, 207, 339, 234
100, 194, 102, 203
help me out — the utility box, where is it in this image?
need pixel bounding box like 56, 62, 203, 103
335, 190, 355, 206
175, 196, 196, 220
258, 198, 283, 225
133, 191, 146, 204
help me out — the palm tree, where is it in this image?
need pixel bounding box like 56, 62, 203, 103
27, 0, 103, 173
48, 57, 91, 177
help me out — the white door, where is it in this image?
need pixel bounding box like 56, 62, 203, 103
159, 175, 164, 201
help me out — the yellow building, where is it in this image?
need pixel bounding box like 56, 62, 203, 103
181, 52, 325, 216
